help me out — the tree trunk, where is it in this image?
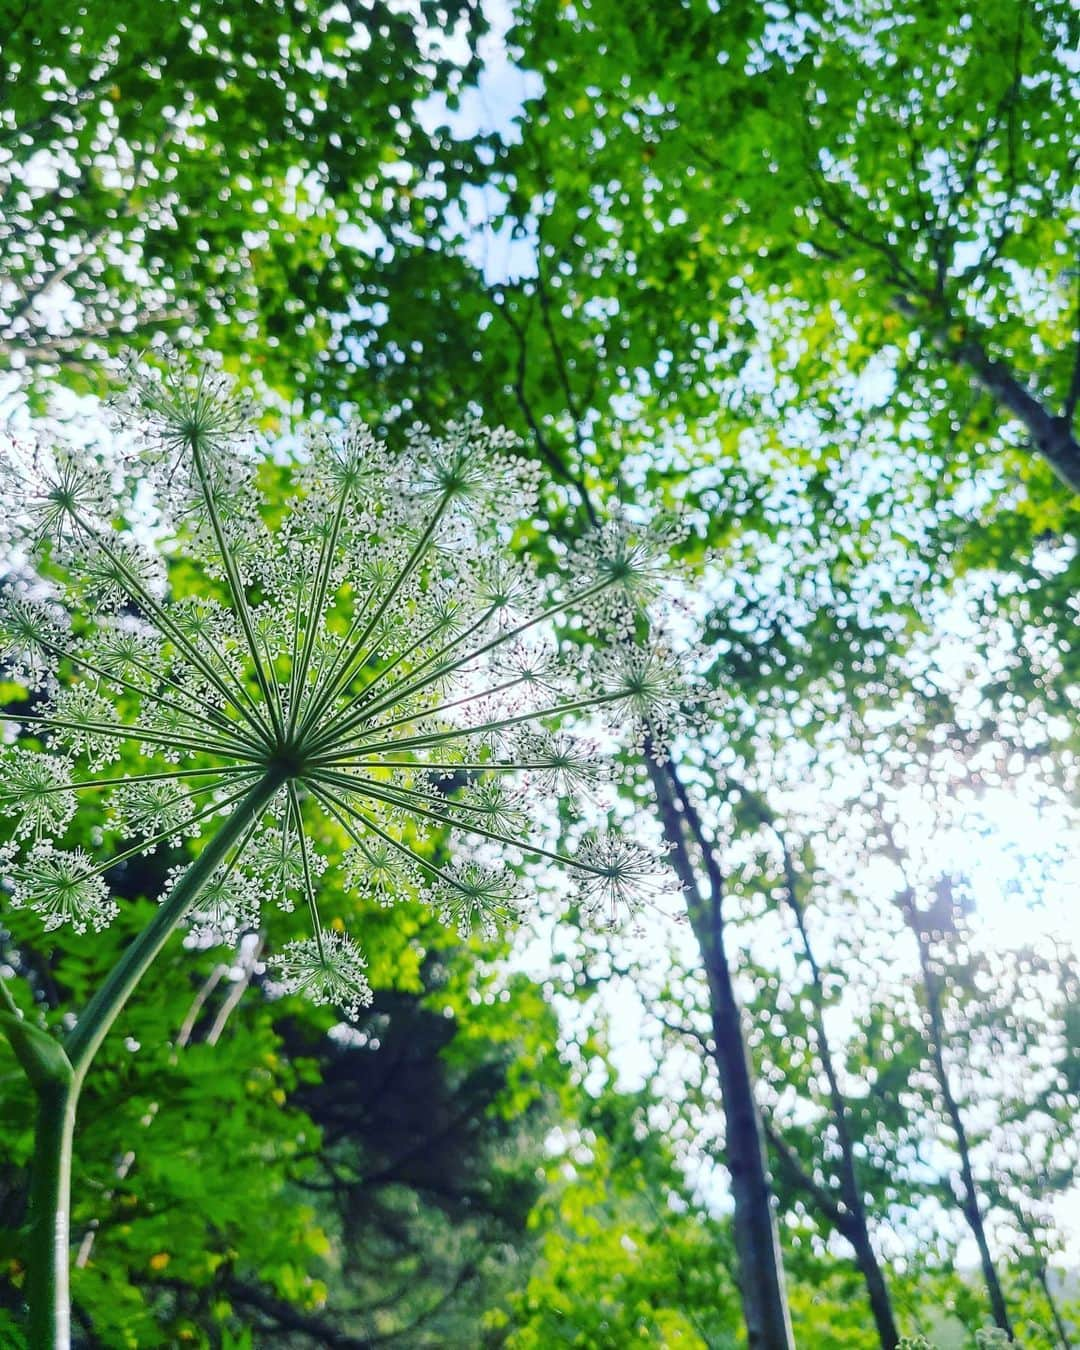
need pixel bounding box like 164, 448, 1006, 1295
778, 834, 899, 1349
649, 760, 794, 1349
761, 822, 899, 1349
850, 1227, 900, 1350
914, 928, 1014, 1340
953, 335, 1080, 494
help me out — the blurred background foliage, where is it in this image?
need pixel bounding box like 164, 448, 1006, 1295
0, 0, 1077, 1344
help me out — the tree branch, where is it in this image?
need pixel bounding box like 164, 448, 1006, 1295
893, 296, 1080, 492
654, 1011, 713, 1053
761, 1114, 850, 1235
223, 1279, 374, 1349
496, 290, 599, 526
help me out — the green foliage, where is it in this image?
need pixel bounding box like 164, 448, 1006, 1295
0, 0, 489, 403
500, 1084, 741, 1349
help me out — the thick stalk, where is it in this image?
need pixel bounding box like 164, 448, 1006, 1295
27, 1082, 78, 1349
24, 772, 282, 1347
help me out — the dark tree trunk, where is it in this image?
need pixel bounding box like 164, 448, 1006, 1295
850, 1228, 900, 1350
953, 333, 1080, 494
649, 759, 794, 1349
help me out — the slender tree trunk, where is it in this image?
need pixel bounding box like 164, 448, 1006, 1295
914, 930, 1014, 1340
774, 835, 899, 1350
507, 341, 793, 1343
1010, 1209, 1075, 1348
700, 920, 794, 1350
1034, 1261, 1074, 1350
850, 1229, 899, 1350
649, 760, 794, 1349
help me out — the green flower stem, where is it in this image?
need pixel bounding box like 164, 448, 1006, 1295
64, 771, 283, 1074
0, 971, 19, 1017
312, 784, 457, 889
6, 763, 260, 799
188, 441, 285, 743
81, 777, 260, 882
286, 782, 325, 958
342, 602, 497, 719
23, 771, 283, 1348
78, 517, 268, 739
356, 673, 529, 742
11, 709, 253, 761
27, 1080, 77, 1350
40, 635, 265, 755
285, 487, 349, 739
309, 689, 623, 765
313, 769, 596, 875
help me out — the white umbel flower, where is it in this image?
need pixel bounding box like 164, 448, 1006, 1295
572, 835, 678, 928
10, 844, 118, 934
0, 354, 705, 1018
273, 931, 373, 1019
432, 862, 524, 939
0, 751, 77, 841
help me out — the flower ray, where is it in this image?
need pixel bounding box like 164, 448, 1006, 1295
189, 440, 285, 743
78, 520, 271, 742
294, 491, 452, 742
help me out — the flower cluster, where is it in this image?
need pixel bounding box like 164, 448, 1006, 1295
0, 354, 711, 1016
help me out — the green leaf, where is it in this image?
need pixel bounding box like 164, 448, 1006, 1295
0, 1014, 73, 1092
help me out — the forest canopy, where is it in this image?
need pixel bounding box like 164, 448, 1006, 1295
0, 0, 1077, 1346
